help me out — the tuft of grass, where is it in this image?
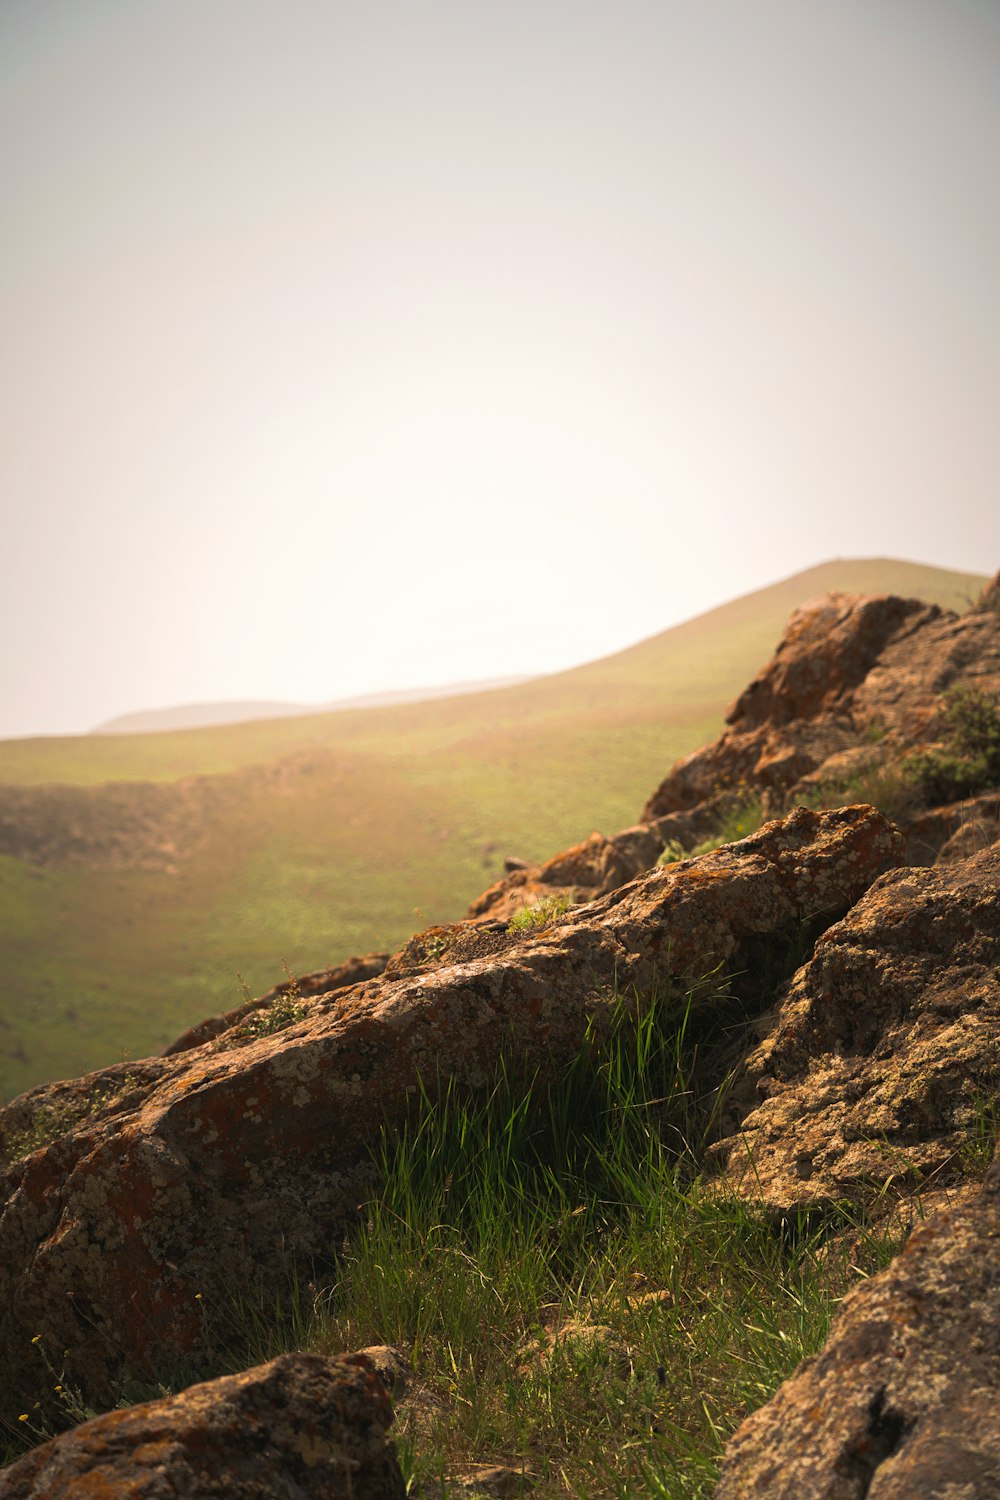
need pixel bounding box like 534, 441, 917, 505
3, 1072, 140, 1163
507, 894, 572, 935
958, 1090, 1000, 1177
798, 760, 920, 824
903, 685, 1000, 806
225, 979, 903, 1497
231, 968, 308, 1043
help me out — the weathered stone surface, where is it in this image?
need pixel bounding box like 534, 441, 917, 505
975, 567, 1000, 615
713, 844, 1000, 1212
901, 791, 1000, 867
0, 806, 901, 1423
356, 1344, 413, 1398
162, 952, 390, 1056
715, 1150, 1000, 1499
643, 588, 1000, 821
0, 1352, 405, 1499
467, 819, 692, 921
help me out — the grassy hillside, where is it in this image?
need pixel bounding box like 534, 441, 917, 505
0, 558, 985, 1099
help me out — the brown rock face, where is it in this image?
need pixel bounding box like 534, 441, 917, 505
715, 1150, 1000, 1499
0, 1352, 405, 1499
713, 843, 1000, 1212
728, 593, 936, 730
0, 806, 901, 1424
161, 952, 391, 1056
466, 822, 676, 922
643, 589, 1000, 820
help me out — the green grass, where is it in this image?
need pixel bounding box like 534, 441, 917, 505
507, 894, 573, 933
0, 560, 986, 1098
211, 980, 905, 1497
6, 975, 988, 1488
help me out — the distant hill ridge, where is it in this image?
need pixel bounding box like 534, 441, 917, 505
91, 675, 536, 736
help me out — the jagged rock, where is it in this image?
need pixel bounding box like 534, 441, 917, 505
162, 952, 390, 1055
715, 1149, 1000, 1499
900, 790, 1000, 866
0, 805, 901, 1423
973, 566, 1000, 615
643, 588, 1000, 820
356, 1344, 413, 1398
0, 1352, 405, 1499
382, 920, 513, 979
467, 819, 686, 921
713, 843, 1000, 1212
936, 810, 1000, 862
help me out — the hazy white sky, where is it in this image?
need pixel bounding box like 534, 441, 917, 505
2, 0, 998, 738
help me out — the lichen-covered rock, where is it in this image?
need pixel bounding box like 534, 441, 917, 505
467, 823, 675, 922
0, 806, 901, 1424
162, 952, 391, 1056
643, 588, 1000, 820
715, 1150, 1000, 1499
0, 1352, 405, 1499
713, 844, 1000, 1212
901, 790, 1000, 866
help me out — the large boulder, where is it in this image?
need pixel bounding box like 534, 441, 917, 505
0, 1352, 405, 1499
715, 1149, 1000, 1499
712, 843, 1000, 1213
0, 805, 902, 1424
643, 587, 1000, 820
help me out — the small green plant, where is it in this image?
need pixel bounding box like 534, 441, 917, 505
958, 1090, 999, 1177
814, 761, 919, 823
903, 685, 1000, 805
4, 1073, 140, 1163
423, 932, 452, 962
4, 1102, 81, 1161
507, 893, 571, 934
658, 837, 689, 865
682, 794, 768, 859
232, 965, 308, 1041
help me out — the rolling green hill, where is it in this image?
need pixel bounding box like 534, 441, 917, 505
0, 558, 985, 1098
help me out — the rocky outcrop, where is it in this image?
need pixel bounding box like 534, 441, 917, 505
711, 843, 1000, 1213
0, 805, 901, 1424
162, 952, 391, 1056
0, 1352, 405, 1499
462, 580, 1000, 932
643, 584, 1000, 821
466, 822, 677, 922
3, 575, 999, 1491
715, 1149, 1000, 1499
901, 790, 1000, 866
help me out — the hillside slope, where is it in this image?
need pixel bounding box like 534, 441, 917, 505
0, 558, 985, 1099
0, 567, 996, 1497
